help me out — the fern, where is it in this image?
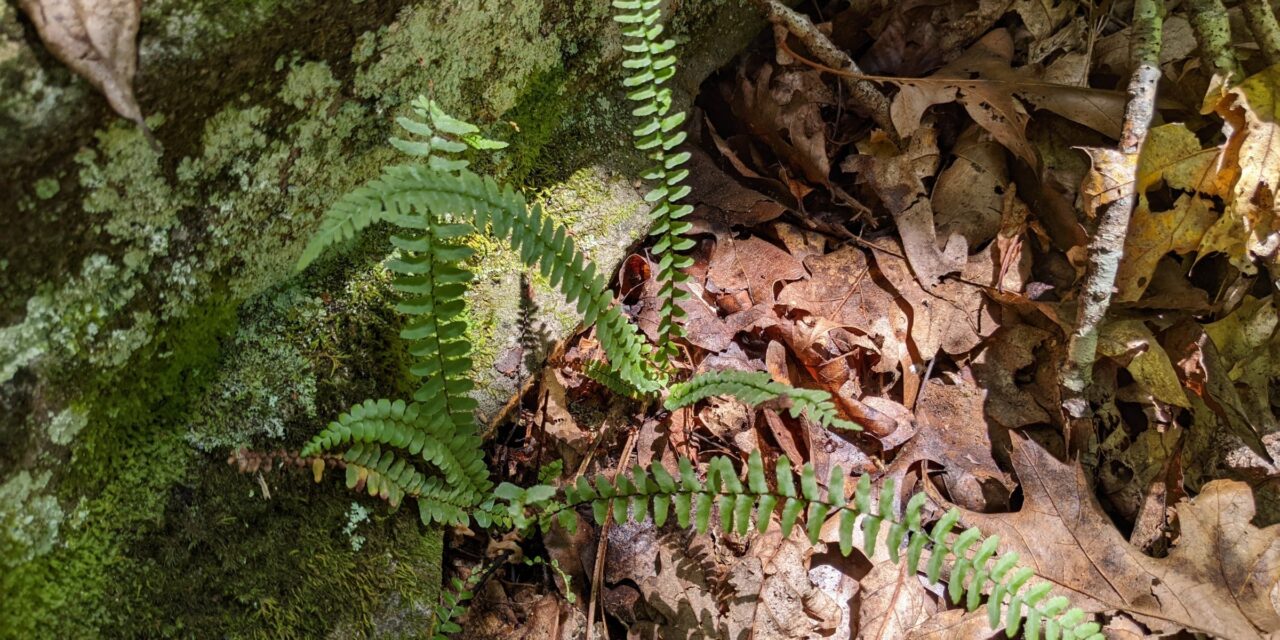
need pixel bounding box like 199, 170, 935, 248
581, 358, 651, 400
299, 100, 664, 533
615, 0, 695, 369
561, 451, 1104, 640
431, 563, 489, 640
667, 370, 861, 431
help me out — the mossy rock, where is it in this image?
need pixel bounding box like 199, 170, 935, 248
0, 0, 763, 636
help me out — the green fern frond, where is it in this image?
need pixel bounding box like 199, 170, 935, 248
667, 370, 861, 431
565, 451, 1102, 640
614, 0, 694, 369
431, 563, 490, 640
581, 358, 650, 399
301, 398, 488, 497
369, 163, 663, 393
298, 98, 506, 270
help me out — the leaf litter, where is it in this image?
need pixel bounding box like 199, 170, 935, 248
462, 3, 1280, 638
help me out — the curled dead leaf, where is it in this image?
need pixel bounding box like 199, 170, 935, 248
18, 0, 148, 129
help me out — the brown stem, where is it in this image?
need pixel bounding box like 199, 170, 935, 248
1061, 0, 1163, 455
750, 0, 896, 136
1243, 0, 1280, 66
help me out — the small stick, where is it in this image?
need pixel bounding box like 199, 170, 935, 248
1186, 0, 1242, 81
1242, 0, 1280, 66
1061, 0, 1163, 455
750, 0, 896, 136
584, 430, 638, 640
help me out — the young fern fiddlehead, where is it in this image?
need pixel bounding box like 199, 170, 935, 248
615, 0, 695, 370
558, 451, 1104, 640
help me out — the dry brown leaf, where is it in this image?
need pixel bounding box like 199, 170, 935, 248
706, 235, 806, 308
871, 237, 1001, 360
845, 127, 968, 287
856, 560, 937, 639
905, 609, 999, 639
889, 376, 1016, 512
932, 125, 1008, 253
954, 434, 1280, 639
18, 0, 145, 125
776, 246, 898, 351
883, 30, 1126, 159
1011, 0, 1075, 39
1200, 64, 1280, 273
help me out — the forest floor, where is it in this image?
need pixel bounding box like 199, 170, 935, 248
455, 1, 1280, 639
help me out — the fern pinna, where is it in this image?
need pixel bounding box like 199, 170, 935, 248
615, 0, 695, 369
541, 450, 1102, 640
298, 98, 662, 527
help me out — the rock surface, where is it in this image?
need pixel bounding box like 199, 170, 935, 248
0, 0, 761, 636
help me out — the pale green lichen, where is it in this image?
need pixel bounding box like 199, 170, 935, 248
33, 177, 59, 200
186, 288, 322, 451
46, 405, 89, 446
0, 471, 62, 568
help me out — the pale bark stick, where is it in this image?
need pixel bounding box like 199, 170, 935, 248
1242, 0, 1280, 66
1061, 0, 1163, 455
750, 0, 895, 135
1187, 0, 1243, 80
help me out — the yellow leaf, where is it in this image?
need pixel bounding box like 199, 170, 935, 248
1200, 64, 1280, 272
1098, 319, 1190, 407
1116, 194, 1217, 301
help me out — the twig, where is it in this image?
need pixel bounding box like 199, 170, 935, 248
1061, 0, 1164, 455
584, 430, 638, 640
1186, 0, 1242, 81
1242, 0, 1280, 66
749, 0, 896, 136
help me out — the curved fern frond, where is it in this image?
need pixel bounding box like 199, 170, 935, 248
297, 97, 506, 270
370, 163, 664, 394
667, 370, 861, 431
581, 358, 651, 399
565, 452, 1102, 640
614, 0, 694, 369
301, 398, 489, 497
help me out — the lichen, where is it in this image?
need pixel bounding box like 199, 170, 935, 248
0, 470, 62, 568
0, 0, 762, 634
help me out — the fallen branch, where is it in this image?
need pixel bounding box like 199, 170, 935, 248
1186, 0, 1242, 81
750, 0, 895, 135
1061, 0, 1164, 455
1243, 0, 1280, 66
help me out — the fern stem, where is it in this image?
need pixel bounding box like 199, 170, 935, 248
614, 0, 695, 370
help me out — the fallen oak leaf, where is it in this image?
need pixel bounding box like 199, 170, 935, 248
952, 434, 1280, 639
18, 0, 153, 140
861, 30, 1127, 162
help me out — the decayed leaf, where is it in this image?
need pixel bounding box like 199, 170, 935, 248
1203, 296, 1280, 461
931, 125, 1007, 253
845, 127, 968, 288
1115, 124, 1224, 301
18, 0, 145, 125
955, 435, 1280, 639
1200, 64, 1280, 273
856, 560, 937, 639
